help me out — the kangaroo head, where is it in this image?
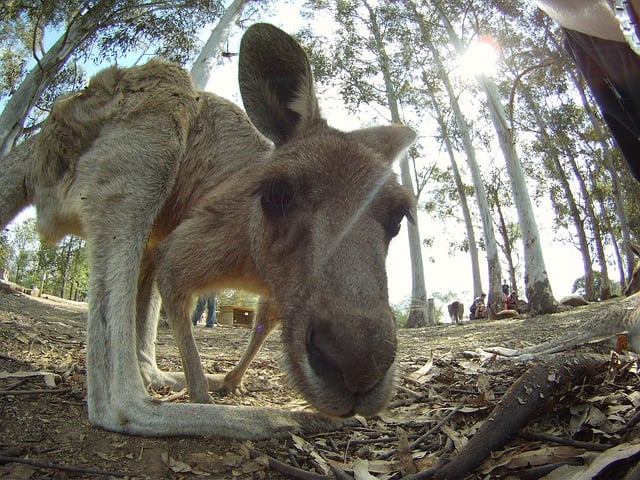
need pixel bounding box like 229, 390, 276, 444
240, 24, 416, 417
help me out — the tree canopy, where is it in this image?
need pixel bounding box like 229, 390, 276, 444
2, 0, 639, 317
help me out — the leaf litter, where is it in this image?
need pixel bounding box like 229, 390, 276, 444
0, 284, 639, 479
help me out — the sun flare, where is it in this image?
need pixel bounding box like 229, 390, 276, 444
459, 35, 500, 77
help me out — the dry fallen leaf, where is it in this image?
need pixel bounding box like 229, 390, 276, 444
353, 458, 378, 480
289, 432, 331, 474
405, 355, 434, 385
539, 442, 640, 479
396, 426, 417, 475
168, 456, 192, 473
505, 445, 584, 469
441, 424, 467, 453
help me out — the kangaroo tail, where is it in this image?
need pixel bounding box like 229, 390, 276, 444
0, 136, 35, 230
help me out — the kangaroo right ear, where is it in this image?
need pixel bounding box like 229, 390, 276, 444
239, 23, 325, 146
348, 125, 417, 165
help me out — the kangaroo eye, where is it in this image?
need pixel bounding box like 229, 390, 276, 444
384, 206, 413, 239
260, 178, 295, 218
385, 218, 402, 239
385, 223, 400, 238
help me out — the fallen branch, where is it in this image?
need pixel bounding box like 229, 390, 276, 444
483, 333, 615, 361
623, 458, 640, 480
0, 456, 130, 477
0, 353, 26, 362
483, 294, 640, 358
402, 353, 607, 480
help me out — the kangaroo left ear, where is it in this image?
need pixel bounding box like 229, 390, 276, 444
238, 23, 324, 146
348, 125, 416, 165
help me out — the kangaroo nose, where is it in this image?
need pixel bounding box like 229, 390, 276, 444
305, 317, 396, 394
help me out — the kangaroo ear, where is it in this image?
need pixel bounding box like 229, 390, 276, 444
239, 23, 324, 146
348, 125, 416, 164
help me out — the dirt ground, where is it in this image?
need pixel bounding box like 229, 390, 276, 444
1, 284, 639, 479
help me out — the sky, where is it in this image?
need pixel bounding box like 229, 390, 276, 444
5, 2, 590, 311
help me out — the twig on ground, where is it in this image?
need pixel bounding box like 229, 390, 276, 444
410, 403, 463, 451
519, 431, 612, 451
335, 436, 399, 448
160, 388, 188, 402
396, 385, 423, 398
0, 352, 27, 363
378, 403, 463, 461
0, 387, 72, 396
330, 465, 355, 480
517, 459, 584, 480
0, 456, 130, 477
620, 408, 640, 440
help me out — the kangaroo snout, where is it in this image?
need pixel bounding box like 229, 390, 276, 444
306, 316, 396, 396
282, 302, 397, 418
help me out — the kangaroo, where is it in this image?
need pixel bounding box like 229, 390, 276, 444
0, 23, 416, 438
624, 241, 640, 296
447, 300, 464, 324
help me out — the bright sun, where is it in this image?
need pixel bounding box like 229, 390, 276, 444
459, 35, 500, 78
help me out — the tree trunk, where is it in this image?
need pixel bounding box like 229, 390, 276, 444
564, 150, 611, 300
591, 192, 613, 300
427, 89, 484, 300
478, 75, 557, 314
190, 0, 250, 90
414, 11, 503, 316
401, 156, 430, 327
524, 93, 595, 300
364, 0, 431, 326
551, 156, 595, 300
486, 183, 519, 296
609, 231, 625, 295
59, 238, 74, 299
434, 3, 556, 314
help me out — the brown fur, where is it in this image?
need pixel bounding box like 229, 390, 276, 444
624, 241, 640, 296
560, 295, 590, 307
0, 24, 416, 438
447, 300, 464, 324
493, 309, 519, 319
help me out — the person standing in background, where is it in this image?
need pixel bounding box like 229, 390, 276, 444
192, 293, 217, 328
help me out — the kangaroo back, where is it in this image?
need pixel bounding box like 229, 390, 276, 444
31, 59, 200, 243
34, 60, 198, 189
0, 136, 35, 230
